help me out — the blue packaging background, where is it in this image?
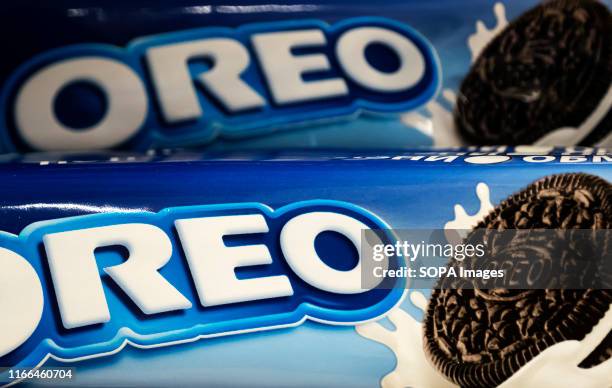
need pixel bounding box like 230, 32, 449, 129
0, 150, 605, 386
3, 0, 609, 152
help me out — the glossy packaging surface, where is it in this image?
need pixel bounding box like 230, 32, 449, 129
0, 147, 610, 387
1, 0, 610, 152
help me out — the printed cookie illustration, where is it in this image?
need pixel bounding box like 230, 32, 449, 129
424, 173, 612, 387
455, 0, 612, 145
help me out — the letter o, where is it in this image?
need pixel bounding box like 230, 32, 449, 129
15, 57, 147, 151
0, 247, 44, 357
336, 27, 425, 93
281, 212, 381, 294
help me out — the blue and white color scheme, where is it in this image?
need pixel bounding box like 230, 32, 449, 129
0, 11, 443, 152
2, 18, 439, 152
0, 146, 610, 387
3, 0, 608, 152
0, 199, 404, 375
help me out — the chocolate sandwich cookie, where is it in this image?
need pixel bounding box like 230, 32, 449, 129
455, 0, 612, 145
424, 173, 612, 387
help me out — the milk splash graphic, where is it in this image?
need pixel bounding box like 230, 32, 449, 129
356, 291, 455, 388
401, 1, 610, 147
355, 183, 493, 388
444, 182, 493, 244
401, 2, 508, 147
467, 2, 508, 62
400, 90, 460, 148
356, 182, 612, 388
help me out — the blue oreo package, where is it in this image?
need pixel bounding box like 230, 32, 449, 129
0, 0, 610, 152
0, 146, 611, 387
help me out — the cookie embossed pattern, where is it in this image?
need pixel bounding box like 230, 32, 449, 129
356, 159, 612, 388
456, 0, 612, 146
403, 0, 612, 148
425, 174, 612, 387
0, 150, 610, 387
0, 0, 608, 152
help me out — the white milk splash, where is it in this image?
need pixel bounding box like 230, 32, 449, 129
361, 2, 612, 383
540, 85, 612, 147
467, 2, 508, 62
356, 291, 456, 388
356, 182, 612, 387
444, 182, 493, 242
401, 90, 462, 147
401, 3, 508, 147
499, 307, 612, 388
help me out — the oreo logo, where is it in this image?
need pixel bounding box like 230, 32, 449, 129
0, 200, 404, 373
0, 18, 440, 151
